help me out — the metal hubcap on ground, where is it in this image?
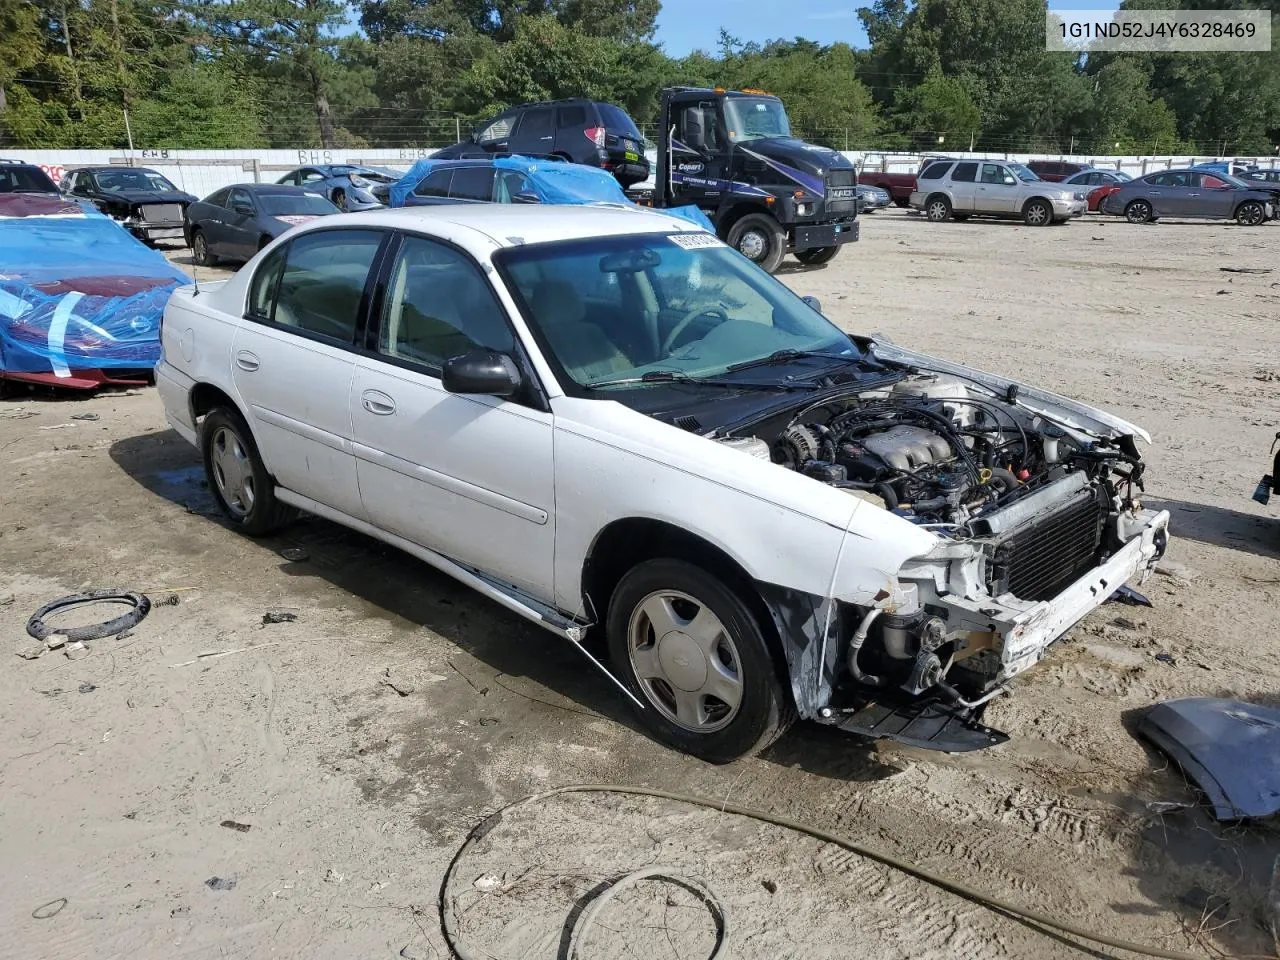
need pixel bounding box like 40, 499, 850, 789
211, 426, 255, 518
1026, 204, 1047, 225
928, 201, 947, 221
738, 230, 767, 261
627, 590, 744, 733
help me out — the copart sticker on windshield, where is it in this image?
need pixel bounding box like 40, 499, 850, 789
668, 233, 724, 250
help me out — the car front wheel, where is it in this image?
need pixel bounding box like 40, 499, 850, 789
1235, 200, 1266, 226
606, 559, 794, 763
1023, 199, 1052, 226
191, 229, 216, 267
201, 407, 294, 536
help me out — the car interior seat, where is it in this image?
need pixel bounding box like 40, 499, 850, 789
527, 279, 631, 382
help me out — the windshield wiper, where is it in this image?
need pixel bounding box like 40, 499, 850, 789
724, 348, 862, 374
583, 369, 815, 391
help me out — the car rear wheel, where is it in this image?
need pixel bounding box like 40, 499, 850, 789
725, 213, 786, 273
1023, 199, 1052, 226
925, 195, 952, 222
606, 559, 794, 763
201, 407, 295, 536
795, 246, 839, 267
1125, 199, 1153, 224
1235, 200, 1266, 226
191, 229, 217, 267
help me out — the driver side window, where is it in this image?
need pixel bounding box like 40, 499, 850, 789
980, 163, 1009, 185
674, 101, 722, 153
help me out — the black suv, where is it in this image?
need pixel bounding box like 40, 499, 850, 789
0, 160, 62, 196
432, 99, 651, 187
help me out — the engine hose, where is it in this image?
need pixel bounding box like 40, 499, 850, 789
846, 607, 888, 687
986, 467, 1019, 493
440, 784, 1254, 960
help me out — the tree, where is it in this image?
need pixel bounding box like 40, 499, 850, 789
893, 67, 979, 149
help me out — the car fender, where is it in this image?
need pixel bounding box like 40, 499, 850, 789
549, 397, 938, 617
159, 286, 247, 437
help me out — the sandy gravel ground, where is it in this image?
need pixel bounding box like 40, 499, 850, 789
3, 209, 1280, 960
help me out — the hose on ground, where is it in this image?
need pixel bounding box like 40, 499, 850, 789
440, 783, 1259, 960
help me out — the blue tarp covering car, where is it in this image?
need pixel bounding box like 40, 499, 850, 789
0, 194, 190, 389
388, 155, 716, 232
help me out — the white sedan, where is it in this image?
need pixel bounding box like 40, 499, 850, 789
156, 205, 1169, 762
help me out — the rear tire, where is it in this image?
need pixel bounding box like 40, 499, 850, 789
1235, 200, 1266, 226
925, 195, 952, 222
795, 246, 839, 267
191, 229, 217, 267
1023, 199, 1052, 226
606, 558, 794, 763
201, 407, 295, 536
725, 213, 786, 273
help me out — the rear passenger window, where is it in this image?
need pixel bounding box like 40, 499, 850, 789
449, 166, 496, 201
951, 162, 977, 182
247, 247, 285, 321
557, 105, 587, 129
919, 161, 950, 180
270, 230, 383, 344
378, 236, 513, 372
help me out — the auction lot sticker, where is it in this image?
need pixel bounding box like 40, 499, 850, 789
1047, 9, 1271, 52
669, 232, 724, 250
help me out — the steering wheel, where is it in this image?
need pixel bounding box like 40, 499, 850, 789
661, 306, 729, 355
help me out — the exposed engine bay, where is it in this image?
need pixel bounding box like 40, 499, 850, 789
716, 369, 1161, 746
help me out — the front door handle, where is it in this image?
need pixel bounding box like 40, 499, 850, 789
235, 350, 260, 372
361, 389, 396, 416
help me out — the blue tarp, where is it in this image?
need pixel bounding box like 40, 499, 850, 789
0, 196, 190, 382
388, 155, 716, 232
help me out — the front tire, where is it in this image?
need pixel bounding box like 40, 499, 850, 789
1125, 199, 1153, 224
925, 195, 952, 222
606, 559, 793, 763
725, 213, 786, 273
1235, 200, 1266, 226
795, 246, 839, 267
1023, 199, 1052, 226
201, 407, 294, 536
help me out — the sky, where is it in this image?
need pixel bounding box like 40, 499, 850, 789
654, 0, 1124, 58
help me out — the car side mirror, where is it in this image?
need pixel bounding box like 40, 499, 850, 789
233, 203, 254, 216
442, 351, 522, 397
512, 191, 541, 205
801, 295, 822, 314
1003, 176, 1016, 186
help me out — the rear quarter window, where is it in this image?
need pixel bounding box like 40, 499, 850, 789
950, 162, 977, 182
918, 161, 952, 181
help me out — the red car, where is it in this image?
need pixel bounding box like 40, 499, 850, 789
1087, 185, 1121, 212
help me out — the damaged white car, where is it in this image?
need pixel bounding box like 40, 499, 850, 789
156, 205, 1170, 762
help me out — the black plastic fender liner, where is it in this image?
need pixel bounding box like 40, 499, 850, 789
27, 590, 151, 644
754, 581, 840, 720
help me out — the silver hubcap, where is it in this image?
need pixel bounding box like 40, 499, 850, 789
194, 236, 206, 260
210, 426, 255, 518
1027, 205, 1046, 224
627, 590, 744, 733
928, 201, 947, 220
738, 230, 767, 260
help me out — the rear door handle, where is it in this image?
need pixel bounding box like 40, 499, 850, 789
235, 350, 260, 372
361, 389, 396, 416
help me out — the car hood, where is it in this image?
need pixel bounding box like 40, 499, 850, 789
735, 138, 855, 194
97, 189, 196, 205
272, 214, 324, 227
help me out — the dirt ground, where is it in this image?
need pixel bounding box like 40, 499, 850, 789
3, 209, 1280, 960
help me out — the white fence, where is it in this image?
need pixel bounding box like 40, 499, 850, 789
5, 146, 1279, 199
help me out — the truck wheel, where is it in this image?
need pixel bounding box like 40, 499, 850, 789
795, 246, 839, 267
925, 195, 952, 222
201, 407, 295, 536
893, 198, 910, 208
1023, 199, 1052, 226
606, 558, 794, 763
726, 213, 786, 273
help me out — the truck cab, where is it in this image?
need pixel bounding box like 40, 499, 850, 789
647, 87, 859, 272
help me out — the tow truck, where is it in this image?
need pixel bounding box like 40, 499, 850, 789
632, 86, 860, 273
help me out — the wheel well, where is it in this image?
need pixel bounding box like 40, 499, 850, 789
189, 383, 240, 428
582, 518, 791, 688
714, 202, 773, 239
1023, 196, 1051, 210
1234, 198, 1262, 215
925, 192, 949, 207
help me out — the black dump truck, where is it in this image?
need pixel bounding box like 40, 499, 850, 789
635, 86, 860, 273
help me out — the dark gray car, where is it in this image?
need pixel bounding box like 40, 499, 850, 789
184, 184, 339, 265
1100, 169, 1273, 225
276, 164, 401, 211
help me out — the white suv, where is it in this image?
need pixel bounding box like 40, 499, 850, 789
156, 205, 1168, 761
910, 159, 1087, 225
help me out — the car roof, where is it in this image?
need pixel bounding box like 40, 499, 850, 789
71, 166, 163, 175
303, 204, 702, 253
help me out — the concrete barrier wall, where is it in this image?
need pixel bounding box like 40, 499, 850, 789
5, 146, 1279, 200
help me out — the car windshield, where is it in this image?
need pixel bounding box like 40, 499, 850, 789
724, 98, 792, 142
0, 166, 58, 193
260, 193, 339, 216
498, 233, 859, 390
94, 169, 176, 192
1007, 163, 1041, 182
